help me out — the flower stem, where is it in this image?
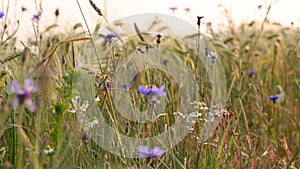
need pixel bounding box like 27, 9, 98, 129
11, 109, 18, 168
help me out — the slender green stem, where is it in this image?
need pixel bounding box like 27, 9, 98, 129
11, 110, 17, 168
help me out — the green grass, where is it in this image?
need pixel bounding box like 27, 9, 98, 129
0, 1, 300, 169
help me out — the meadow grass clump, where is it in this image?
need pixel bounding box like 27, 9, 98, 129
0, 0, 300, 169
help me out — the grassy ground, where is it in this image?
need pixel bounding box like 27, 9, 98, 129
0, 1, 299, 169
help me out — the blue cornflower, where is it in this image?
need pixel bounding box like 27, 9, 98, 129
62, 55, 66, 65
162, 59, 169, 66
248, 70, 255, 78
150, 85, 167, 96
81, 134, 89, 143
204, 47, 209, 56
0, 12, 4, 19
169, 7, 178, 11
169, 7, 178, 13
120, 83, 132, 89
103, 81, 112, 91
9, 78, 38, 112
138, 145, 165, 159
100, 33, 117, 40
138, 85, 151, 95
138, 85, 167, 96
32, 12, 41, 21
269, 95, 278, 101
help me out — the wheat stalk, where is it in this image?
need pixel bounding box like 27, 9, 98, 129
89, 0, 103, 16
134, 22, 145, 42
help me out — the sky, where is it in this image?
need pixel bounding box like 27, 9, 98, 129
1, 0, 299, 46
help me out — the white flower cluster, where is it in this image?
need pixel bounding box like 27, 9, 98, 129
25, 146, 55, 155
82, 118, 99, 131
174, 101, 210, 132
43, 148, 54, 154
174, 101, 228, 132
68, 95, 99, 131
68, 95, 89, 114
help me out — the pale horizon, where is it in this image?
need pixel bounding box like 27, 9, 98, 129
1, 0, 299, 46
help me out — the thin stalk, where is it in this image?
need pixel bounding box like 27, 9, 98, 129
11, 110, 17, 168
195, 19, 201, 101
0, 0, 10, 42
75, 0, 104, 74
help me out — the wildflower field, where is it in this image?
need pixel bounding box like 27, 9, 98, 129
0, 0, 299, 168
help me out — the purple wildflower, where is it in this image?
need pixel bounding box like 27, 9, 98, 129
32, 12, 41, 21
150, 85, 167, 96
9, 79, 38, 112
248, 70, 255, 78
209, 52, 218, 65
138, 85, 167, 96
156, 34, 162, 44
138, 145, 165, 159
162, 59, 169, 66
258, 4, 263, 10
81, 134, 89, 143
197, 16, 204, 20
100, 33, 117, 40
120, 83, 132, 89
269, 95, 278, 101
62, 55, 66, 65
103, 81, 112, 91
138, 85, 151, 95
0, 12, 4, 19
204, 47, 209, 56
169, 7, 178, 13
184, 8, 191, 12
197, 16, 204, 26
